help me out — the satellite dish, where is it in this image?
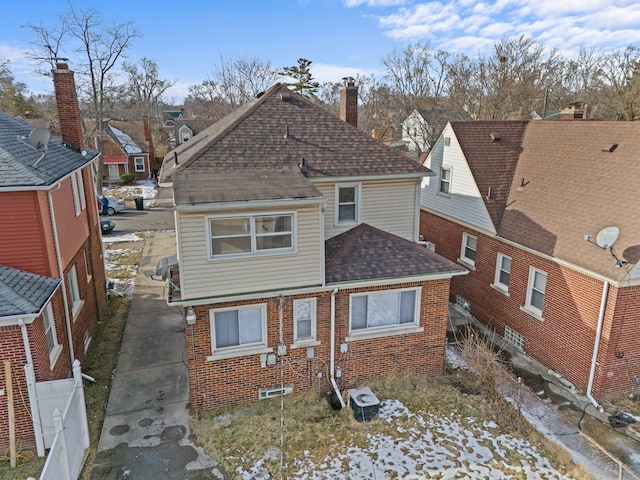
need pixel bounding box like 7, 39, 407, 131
29, 128, 51, 151
595, 226, 619, 249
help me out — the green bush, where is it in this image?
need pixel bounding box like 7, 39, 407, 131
120, 173, 136, 184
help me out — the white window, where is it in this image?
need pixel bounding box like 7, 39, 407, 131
210, 304, 267, 356
42, 303, 61, 365
294, 298, 316, 344
134, 157, 145, 172
207, 213, 295, 258
76, 172, 86, 209
335, 183, 360, 226
460, 233, 477, 267
71, 174, 81, 216
493, 253, 511, 293
350, 288, 420, 333
66, 265, 82, 317
525, 267, 547, 318
439, 167, 452, 195
181, 132, 191, 143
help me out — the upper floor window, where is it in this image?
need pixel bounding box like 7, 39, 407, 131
350, 288, 420, 333
134, 157, 145, 172
207, 213, 295, 259
210, 304, 267, 356
460, 233, 477, 267
294, 298, 316, 344
335, 183, 360, 226
439, 167, 452, 195
70, 173, 82, 216
524, 267, 547, 318
493, 253, 511, 293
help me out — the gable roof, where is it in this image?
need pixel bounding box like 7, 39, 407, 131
0, 113, 99, 188
0, 265, 60, 317
499, 120, 640, 282
162, 83, 429, 195
108, 124, 146, 155
450, 120, 528, 228
325, 223, 465, 284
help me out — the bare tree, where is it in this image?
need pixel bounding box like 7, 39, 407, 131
122, 57, 176, 118
27, 3, 140, 186
597, 46, 640, 120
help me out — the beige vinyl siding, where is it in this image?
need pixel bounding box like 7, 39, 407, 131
316, 179, 418, 241
420, 125, 496, 233
177, 205, 323, 299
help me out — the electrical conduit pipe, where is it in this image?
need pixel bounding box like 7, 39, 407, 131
586, 281, 608, 413
330, 288, 345, 408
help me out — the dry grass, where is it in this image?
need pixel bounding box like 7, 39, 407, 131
191, 370, 594, 479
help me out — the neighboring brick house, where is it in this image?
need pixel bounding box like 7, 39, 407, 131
99, 122, 152, 182
420, 119, 640, 405
0, 60, 107, 453
160, 79, 466, 412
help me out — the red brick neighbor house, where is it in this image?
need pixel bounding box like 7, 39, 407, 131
0, 60, 107, 454
100, 121, 152, 182
160, 80, 466, 412
420, 119, 640, 405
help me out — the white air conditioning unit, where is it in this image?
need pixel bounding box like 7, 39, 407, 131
258, 384, 293, 400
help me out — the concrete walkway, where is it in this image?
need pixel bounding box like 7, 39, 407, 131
91, 188, 227, 479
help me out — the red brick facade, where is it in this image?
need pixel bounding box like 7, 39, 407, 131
187, 279, 451, 412
420, 209, 640, 401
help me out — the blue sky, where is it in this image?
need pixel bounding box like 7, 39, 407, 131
2, 0, 640, 101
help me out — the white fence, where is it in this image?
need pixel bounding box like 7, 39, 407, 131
24, 360, 90, 480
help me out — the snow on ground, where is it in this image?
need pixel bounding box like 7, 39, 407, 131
237, 399, 573, 480
103, 179, 158, 206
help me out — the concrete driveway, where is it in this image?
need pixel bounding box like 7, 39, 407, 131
91, 187, 228, 479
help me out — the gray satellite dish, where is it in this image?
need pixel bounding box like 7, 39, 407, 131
29, 128, 51, 151
595, 226, 619, 249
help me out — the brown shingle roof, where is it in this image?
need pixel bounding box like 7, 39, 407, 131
451, 120, 528, 228
162, 84, 429, 191
325, 224, 465, 284
498, 121, 640, 281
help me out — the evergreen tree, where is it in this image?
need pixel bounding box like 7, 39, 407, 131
280, 58, 320, 97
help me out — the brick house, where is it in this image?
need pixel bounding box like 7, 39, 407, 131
160, 79, 466, 412
100, 122, 152, 182
0, 60, 107, 453
420, 119, 640, 405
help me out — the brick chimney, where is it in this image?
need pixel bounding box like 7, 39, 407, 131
340, 77, 358, 128
560, 102, 589, 120
52, 58, 85, 153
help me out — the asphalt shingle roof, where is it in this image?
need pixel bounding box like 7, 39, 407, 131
0, 265, 60, 317
325, 224, 465, 284
0, 113, 99, 188
162, 84, 429, 198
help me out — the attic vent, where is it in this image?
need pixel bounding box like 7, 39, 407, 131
602, 143, 618, 153
490, 133, 501, 142
256, 91, 265, 98
259, 384, 293, 400
280, 92, 291, 102
444, 136, 451, 146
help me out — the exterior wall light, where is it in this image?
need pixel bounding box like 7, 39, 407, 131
186, 307, 197, 325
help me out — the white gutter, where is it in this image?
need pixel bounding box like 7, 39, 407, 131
48, 183, 75, 364
586, 281, 608, 413
330, 287, 345, 408
175, 196, 325, 212
310, 172, 432, 183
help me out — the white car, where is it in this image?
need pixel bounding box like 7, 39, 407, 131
98, 196, 127, 216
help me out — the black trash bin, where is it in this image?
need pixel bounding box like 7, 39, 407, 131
134, 196, 144, 210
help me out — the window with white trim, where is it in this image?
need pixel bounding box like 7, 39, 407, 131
525, 267, 547, 317
294, 298, 316, 343
493, 253, 511, 292
210, 304, 267, 354
66, 266, 82, 316
350, 288, 420, 332
42, 303, 59, 360
134, 157, 145, 172
77, 171, 86, 209
335, 183, 360, 225
439, 167, 452, 195
460, 233, 477, 267
208, 213, 294, 258
71, 174, 81, 216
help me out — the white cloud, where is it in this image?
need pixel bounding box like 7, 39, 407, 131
311, 63, 380, 83
343, 0, 408, 6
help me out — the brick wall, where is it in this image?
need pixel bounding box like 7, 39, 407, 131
52, 61, 85, 152
187, 278, 451, 412
420, 209, 640, 400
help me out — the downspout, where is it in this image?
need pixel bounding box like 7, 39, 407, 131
330, 287, 345, 408
19, 319, 45, 456
586, 280, 608, 413
48, 183, 76, 364
18, 319, 34, 366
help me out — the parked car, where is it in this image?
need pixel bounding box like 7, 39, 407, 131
98, 196, 127, 215
100, 218, 115, 234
